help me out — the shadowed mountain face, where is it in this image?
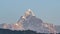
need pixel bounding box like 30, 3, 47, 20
22, 16, 44, 32
0, 9, 60, 33
55, 26, 60, 32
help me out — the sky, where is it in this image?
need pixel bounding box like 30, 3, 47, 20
0, 0, 60, 25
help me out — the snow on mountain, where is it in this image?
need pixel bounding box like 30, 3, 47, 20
0, 9, 59, 33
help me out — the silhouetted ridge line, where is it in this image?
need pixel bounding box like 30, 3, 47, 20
0, 28, 59, 34
0, 28, 40, 34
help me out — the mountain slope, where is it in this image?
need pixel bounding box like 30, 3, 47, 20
0, 9, 59, 33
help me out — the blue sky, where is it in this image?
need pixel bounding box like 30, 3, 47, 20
0, 0, 60, 25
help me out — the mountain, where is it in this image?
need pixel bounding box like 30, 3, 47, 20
0, 9, 60, 33
16, 9, 58, 33
17, 9, 43, 32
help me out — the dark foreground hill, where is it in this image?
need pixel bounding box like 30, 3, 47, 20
0, 29, 43, 34
0, 29, 59, 34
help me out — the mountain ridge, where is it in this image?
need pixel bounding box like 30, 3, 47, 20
0, 9, 60, 33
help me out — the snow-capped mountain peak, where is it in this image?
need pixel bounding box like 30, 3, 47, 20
24, 9, 35, 17
19, 9, 35, 23
0, 9, 60, 33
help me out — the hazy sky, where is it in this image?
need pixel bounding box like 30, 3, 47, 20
0, 0, 60, 25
